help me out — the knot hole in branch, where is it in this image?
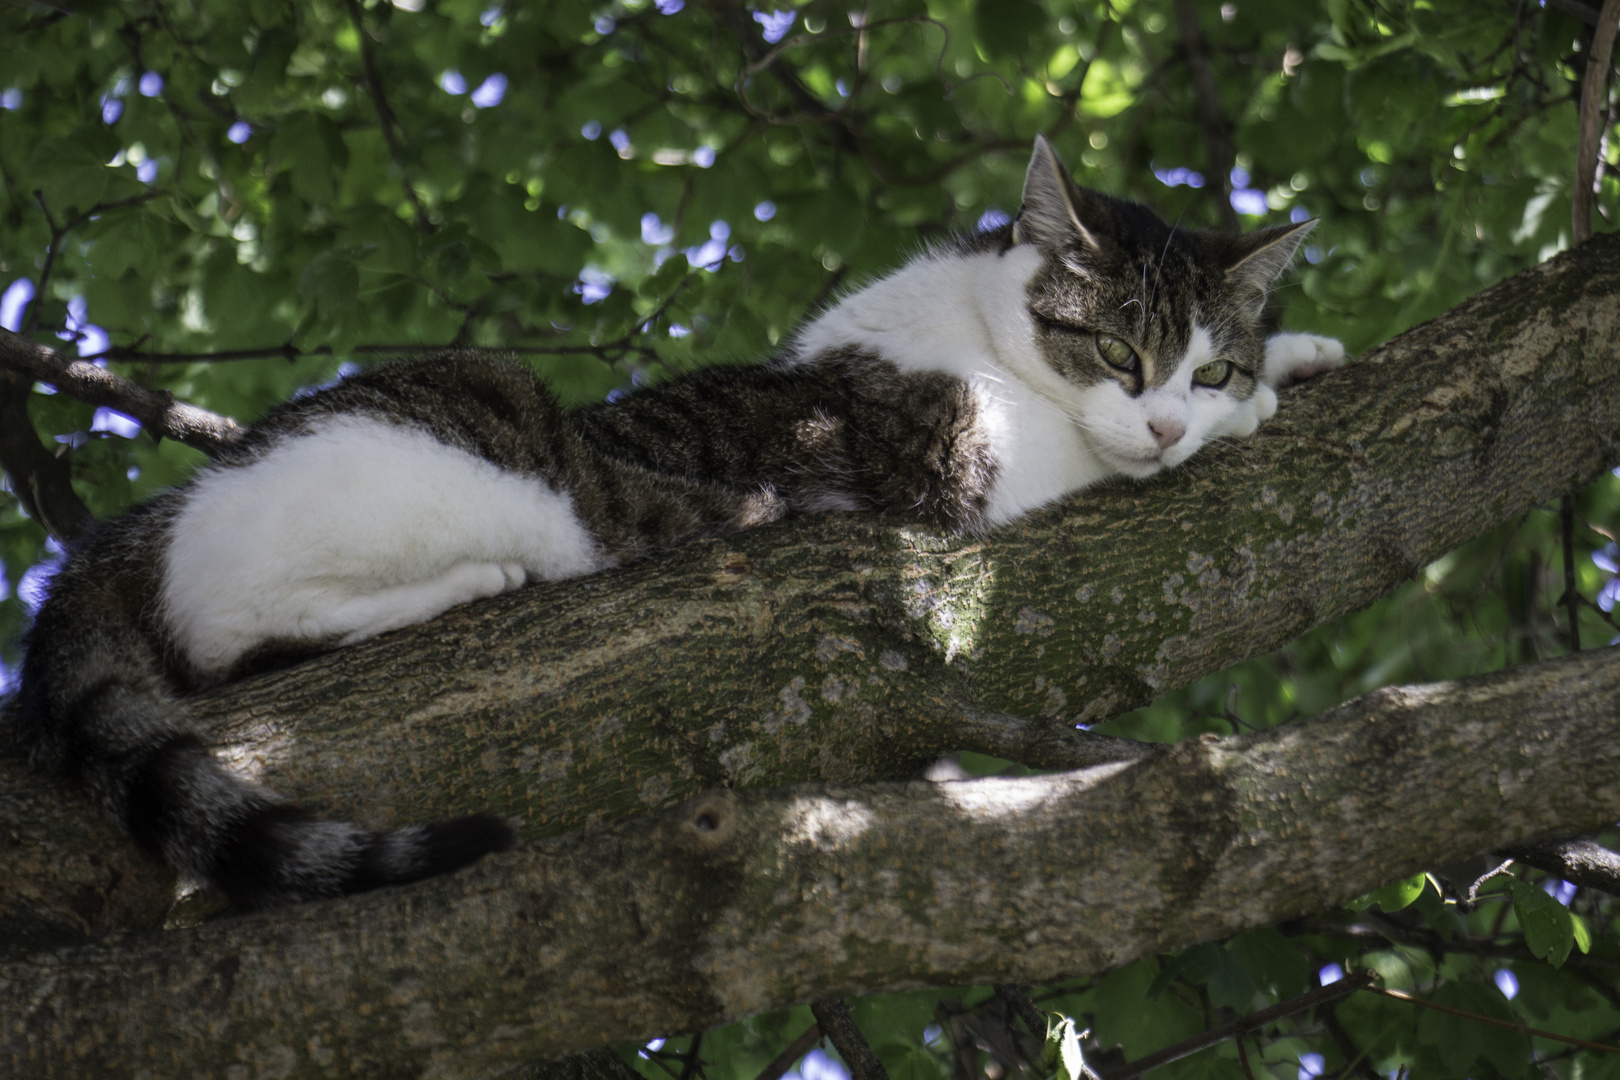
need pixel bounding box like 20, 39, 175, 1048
671, 790, 740, 857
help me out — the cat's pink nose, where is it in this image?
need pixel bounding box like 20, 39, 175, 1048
1148, 418, 1185, 450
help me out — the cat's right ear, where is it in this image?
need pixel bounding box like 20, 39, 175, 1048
1013, 135, 1103, 251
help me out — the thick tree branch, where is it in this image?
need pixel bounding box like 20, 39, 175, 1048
2, 223, 1620, 1076
5, 646, 1620, 1076
0, 327, 242, 457
5, 232, 1620, 944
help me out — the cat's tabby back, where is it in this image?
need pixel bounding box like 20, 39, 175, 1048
9, 136, 1342, 909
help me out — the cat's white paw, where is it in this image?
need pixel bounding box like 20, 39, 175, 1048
500, 562, 527, 590
1252, 384, 1278, 426
1263, 333, 1345, 390
1222, 383, 1275, 440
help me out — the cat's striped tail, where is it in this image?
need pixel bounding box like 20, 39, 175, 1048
8, 505, 515, 910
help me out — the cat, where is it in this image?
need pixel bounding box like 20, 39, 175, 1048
6, 136, 1343, 910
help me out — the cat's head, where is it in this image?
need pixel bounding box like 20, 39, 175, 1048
1006, 135, 1311, 479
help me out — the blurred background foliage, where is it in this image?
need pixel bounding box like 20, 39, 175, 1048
2, 0, 1620, 1077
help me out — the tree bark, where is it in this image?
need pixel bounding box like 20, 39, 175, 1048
4, 646, 1619, 1077
2, 233, 1619, 1075
8, 233, 1620, 939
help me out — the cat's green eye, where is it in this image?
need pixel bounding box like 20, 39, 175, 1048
1095, 334, 1140, 373
1192, 359, 1234, 388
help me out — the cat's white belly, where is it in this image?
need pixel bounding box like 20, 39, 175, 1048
161, 415, 606, 679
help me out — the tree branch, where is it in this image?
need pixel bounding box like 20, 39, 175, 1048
1573, 0, 1619, 246
0, 367, 90, 541
1507, 838, 1620, 895
6, 646, 1620, 1075
756, 1024, 822, 1080
342, 0, 434, 233
809, 1001, 887, 1080
0, 327, 242, 458
4, 207, 1620, 1077
6, 230, 1620, 942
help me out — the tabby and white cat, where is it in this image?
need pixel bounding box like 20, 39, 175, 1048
9, 136, 1342, 909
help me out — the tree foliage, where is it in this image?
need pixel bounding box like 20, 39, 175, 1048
2, 1, 1620, 1078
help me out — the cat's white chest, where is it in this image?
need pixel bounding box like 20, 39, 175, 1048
160, 416, 606, 679
795, 246, 1112, 525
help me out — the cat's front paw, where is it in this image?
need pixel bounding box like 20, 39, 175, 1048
1264, 333, 1345, 389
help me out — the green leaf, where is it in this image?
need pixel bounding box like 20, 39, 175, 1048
1416, 980, 1531, 1071
268, 113, 349, 205
1088, 960, 1202, 1059
1571, 911, 1592, 955
1227, 929, 1309, 999
418, 224, 498, 302
872, 1039, 946, 1080
299, 249, 361, 323
1036, 1015, 1085, 1080
1512, 881, 1575, 967
235, 27, 298, 114
1146, 944, 1218, 998
25, 130, 119, 215
973, 0, 1045, 61
715, 302, 769, 357
1348, 871, 1427, 913
639, 256, 690, 303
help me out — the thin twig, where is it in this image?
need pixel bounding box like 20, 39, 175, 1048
0, 328, 242, 457
1234, 1033, 1256, 1080
678, 1031, 705, 1080
1578, 592, 1620, 633
343, 0, 433, 232
755, 1025, 822, 1080
81, 337, 654, 366
1562, 497, 1583, 651
1364, 986, 1620, 1056
1098, 970, 1378, 1079
24, 192, 61, 337
1465, 857, 1518, 909
1319, 1007, 1381, 1080
1171, 0, 1241, 232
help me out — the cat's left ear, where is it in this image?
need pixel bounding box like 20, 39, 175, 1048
1012, 135, 1104, 250
1223, 219, 1316, 307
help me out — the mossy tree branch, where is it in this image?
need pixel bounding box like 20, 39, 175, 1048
2, 235, 1619, 1075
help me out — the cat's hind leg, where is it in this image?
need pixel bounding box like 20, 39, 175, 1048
297, 561, 527, 645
